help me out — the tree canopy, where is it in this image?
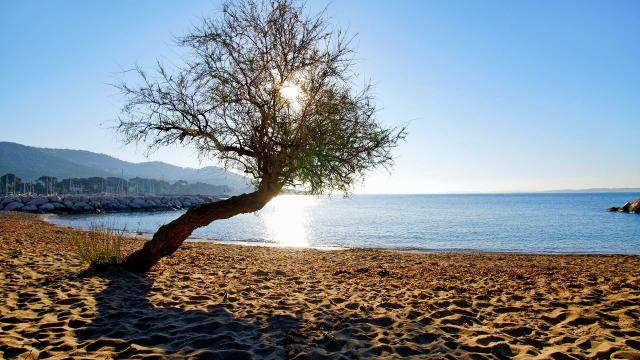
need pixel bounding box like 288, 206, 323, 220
118, 0, 405, 195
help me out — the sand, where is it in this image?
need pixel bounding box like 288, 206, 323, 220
0, 212, 639, 359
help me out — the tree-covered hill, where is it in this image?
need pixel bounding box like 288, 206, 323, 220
0, 142, 253, 194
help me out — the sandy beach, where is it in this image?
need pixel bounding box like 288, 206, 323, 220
0, 212, 639, 359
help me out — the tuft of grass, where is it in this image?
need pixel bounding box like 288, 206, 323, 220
71, 223, 126, 270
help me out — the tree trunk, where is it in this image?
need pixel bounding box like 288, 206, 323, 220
122, 188, 278, 272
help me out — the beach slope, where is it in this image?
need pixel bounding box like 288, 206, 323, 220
0, 212, 639, 359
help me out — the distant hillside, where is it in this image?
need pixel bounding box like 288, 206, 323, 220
0, 142, 253, 194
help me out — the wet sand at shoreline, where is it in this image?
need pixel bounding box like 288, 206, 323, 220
1, 212, 639, 359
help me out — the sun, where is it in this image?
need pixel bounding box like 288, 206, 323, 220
279, 80, 303, 105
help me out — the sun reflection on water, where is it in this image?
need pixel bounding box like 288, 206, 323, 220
262, 195, 315, 247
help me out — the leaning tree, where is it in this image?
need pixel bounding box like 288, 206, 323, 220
118, 0, 405, 272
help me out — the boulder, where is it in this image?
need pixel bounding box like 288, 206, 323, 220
26, 197, 49, 206
129, 198, 145, 209
619, 202, 632, 212
48, 195, 62, 202
39, 203, 56, 211
72, 202, 94, 212
102, 202, 117, 211
3, 201, 24, 211
51, 202, 66, 209
1, 197, 17, 206
0, 194, 216, 213
610, 198, 640, 214
22, 204, 39, 212
19, 196, 33, 204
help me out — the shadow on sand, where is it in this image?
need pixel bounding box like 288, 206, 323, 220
75, 270, 306, 359
73, 270, 446, 359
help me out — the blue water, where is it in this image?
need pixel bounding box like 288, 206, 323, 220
50, 193, 640, 254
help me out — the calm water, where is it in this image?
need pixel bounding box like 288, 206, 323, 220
50, 193, 640, 254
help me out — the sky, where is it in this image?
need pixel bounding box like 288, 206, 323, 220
1, 0, 638, 193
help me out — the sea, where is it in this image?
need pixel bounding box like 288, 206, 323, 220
49, 193, 640, 255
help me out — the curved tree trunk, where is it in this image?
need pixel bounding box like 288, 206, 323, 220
123, 187, 279, 272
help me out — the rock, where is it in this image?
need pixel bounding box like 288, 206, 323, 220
130, 198, 148, 209
26, 197, 49, 206
19, 196, 33, 204
51, 202, 66, 209
39, 203, 56, 211
619, 202, 631, 212
102, 202, 117, 211
1, 197, 17, 206
610, 199, 640, 214
0, 194, 218, 213
72, 202, 94, 212
22, 204, 39, 212
3, 201, 24, 211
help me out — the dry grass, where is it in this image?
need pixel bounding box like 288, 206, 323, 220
70, 223, 125, 269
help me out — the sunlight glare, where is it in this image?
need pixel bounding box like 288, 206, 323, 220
262, 195, 315, 247
279, 81, 303, 107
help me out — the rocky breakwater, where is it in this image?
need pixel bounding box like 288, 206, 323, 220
0, 194, 220, 214
608, 198, 640, 214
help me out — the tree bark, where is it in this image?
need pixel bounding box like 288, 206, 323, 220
122, 187, 279, 272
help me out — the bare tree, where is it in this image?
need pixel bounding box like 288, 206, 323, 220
118, 0, 406, 272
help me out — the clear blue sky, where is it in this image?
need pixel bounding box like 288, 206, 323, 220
1, 0, 638, 193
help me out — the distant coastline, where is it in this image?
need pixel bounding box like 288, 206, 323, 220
540, 187, 640, 193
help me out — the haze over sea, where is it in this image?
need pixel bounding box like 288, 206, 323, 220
51, 193, 640, 255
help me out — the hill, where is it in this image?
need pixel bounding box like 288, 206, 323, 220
0, 142, 253, 194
